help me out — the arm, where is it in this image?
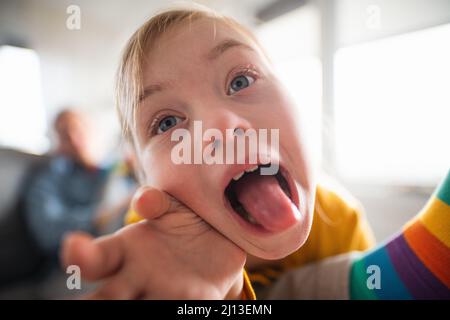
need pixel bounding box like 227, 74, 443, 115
61, 187, 247, 299
349, 172, 450, 299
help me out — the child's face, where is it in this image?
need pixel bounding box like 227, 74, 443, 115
133, 18, 314, 259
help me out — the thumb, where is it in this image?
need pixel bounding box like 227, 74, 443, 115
131, 186, 180, 220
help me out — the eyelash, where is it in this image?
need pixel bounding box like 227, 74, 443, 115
148, 116, 161, 136
148, 113, 184, 137
227, 65, 260, 95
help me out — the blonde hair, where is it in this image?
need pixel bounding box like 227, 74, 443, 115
115, 4, 262, 145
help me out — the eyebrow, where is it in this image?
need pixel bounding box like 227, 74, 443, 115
207, 38, 254, 60
139, 39, 254, 102
139, 82, 170, 103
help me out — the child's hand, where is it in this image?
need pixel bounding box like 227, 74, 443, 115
61, 187, 246, 299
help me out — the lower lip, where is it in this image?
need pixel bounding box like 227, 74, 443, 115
223, 165, 300, 236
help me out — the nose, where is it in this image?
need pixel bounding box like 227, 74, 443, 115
200, 107, 252, 137
190, 107, 258, 167
196, 107, 253, 148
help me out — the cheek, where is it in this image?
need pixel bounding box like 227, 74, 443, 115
256, 91, 301, 150
140, 143, 179, 187
254, 81, 299, 129
139, 143, 203, 198
259, 86, 313, 193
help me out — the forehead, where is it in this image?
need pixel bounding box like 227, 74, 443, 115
57, 113, 79, 126
143, 18, 257, 74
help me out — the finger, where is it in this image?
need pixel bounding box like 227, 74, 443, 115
60, 231, 92, 270
61, 231, 124, 282
131, 186, 179, 220
84, 273, 141, 300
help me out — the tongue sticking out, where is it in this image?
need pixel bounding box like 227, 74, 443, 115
234, 173, 301, 232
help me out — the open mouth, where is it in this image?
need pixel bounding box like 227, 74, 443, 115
224, 163, 300, 233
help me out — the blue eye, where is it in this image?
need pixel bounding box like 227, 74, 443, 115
228, 75, 255, 95
156, 115, 183, 134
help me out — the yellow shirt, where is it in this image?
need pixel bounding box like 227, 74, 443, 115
125, 183, 375, 299
284, 183, 374, 265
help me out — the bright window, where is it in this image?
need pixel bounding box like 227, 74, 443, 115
334, 23, 450, 185
0, 45, 48, 153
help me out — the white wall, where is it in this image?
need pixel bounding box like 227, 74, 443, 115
334, 0, 450, 47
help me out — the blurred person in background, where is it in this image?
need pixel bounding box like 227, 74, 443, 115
23, 109, 113, 261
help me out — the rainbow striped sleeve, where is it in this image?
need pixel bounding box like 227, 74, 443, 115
349, 170, 450, 300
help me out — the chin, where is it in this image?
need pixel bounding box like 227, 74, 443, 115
243, 217, 312, 260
